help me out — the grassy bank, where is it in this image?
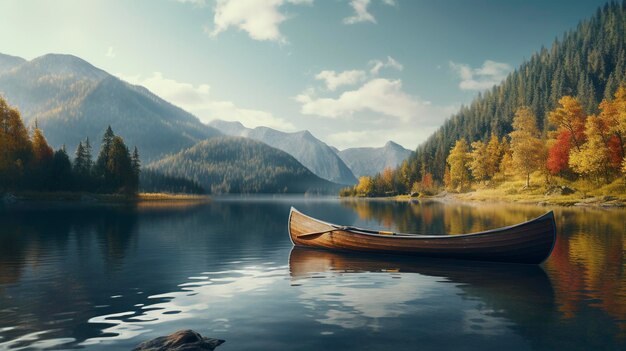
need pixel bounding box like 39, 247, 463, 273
390, 174, 626, 208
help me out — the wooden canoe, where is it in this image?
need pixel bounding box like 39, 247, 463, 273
288, 207, 557, 264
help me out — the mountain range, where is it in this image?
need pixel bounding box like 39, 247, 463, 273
338, 141, 412, 179
0, 52, 412, 193
150, 136, 341, 194
209, 120, 357, 185
0, 53, 220, 162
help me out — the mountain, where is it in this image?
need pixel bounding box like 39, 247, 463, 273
149, 136, 342, 194
407, 1, 626, 181
209, 120, 357, 185
0, 53, 26, 74
338, 141, 413, 178
0, 53, 220, 161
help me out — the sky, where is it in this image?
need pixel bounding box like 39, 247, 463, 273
0, 0, 612, 150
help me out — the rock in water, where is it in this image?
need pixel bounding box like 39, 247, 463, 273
133, 330, 224, 351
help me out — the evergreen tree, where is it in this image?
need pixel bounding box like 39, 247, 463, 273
50, 146, 73, 191
95, 126, 115, 188
107, 136, 134, 193
131, 146, 141, 192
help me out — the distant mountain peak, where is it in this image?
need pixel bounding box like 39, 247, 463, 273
338, 142, 412, 178
0, 53, 26, 74
384, 140, 401, 148
27, 53, 107, 81
209, 119, 357, 184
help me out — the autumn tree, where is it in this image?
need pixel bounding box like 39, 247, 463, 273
443, 166, 451, 190
446, 139, 471, 191
510, 107, 544, 187
468, 140, 489, 183
0, 97, 32, 190
485, 133, 502, 179
547, 130, 573, 175
29, 126, 55, 190
548, 96, 587, 151
355, 176, 373, 196
598, 86, 626, 169
569, 115, 611, 182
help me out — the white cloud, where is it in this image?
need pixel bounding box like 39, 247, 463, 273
315, 70, 367, 91
449, 60, 511, 91
106, 46, 116, 59
208, 0, 312, 42
343, 0, 395, 25
344, 0, 376, 24
369, 56, 403, 75
297, 56, 457, 149
297, 78, 419, 121
117, 72, 295, 131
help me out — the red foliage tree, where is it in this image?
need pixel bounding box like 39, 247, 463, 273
547, 130, 572, 175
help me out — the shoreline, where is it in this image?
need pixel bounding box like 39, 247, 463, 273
1, 192, 210, 206
341, 191, 626, 209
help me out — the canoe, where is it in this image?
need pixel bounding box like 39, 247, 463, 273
288, 207, 557, 264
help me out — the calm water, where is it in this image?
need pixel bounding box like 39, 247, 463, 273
0, 196, 624, 350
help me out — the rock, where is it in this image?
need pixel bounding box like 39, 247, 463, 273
544, 186, 575, 196
409, 192, 420, 198
133, 330, 224, 351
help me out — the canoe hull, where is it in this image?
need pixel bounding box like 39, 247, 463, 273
288, 207, 556, 264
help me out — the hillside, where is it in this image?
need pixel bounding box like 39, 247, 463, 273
0, 53, 220, 161
209, 120, 357, 185
407, 1, 626, 183
338, 141, 412, 178
149, 136, 342, 194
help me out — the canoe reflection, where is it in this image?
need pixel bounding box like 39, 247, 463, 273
289, 247, 557, 332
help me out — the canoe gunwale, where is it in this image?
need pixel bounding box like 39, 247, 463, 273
289, 206, 555, 240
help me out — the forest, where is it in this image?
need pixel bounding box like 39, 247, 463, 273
0, 96, 140, 194
342, 89, 626, 197
342, 1, 626, 198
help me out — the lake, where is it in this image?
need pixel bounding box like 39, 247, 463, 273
0, 196, 624, 350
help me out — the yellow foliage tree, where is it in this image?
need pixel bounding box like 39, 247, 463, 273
468, 140, 488, 183
355, 176, 373, 196
548, 96, 587, 151
31, 127, 54, 165
446, 139, 471, 191
485, 133, 502, 179
0, 97, 32, 188
569, 115, 611, 182
510, 107, 544, 187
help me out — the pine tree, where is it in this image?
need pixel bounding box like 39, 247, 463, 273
107, 136, 134, 193
131, 146, 141, 192
50, 146, 73, 191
